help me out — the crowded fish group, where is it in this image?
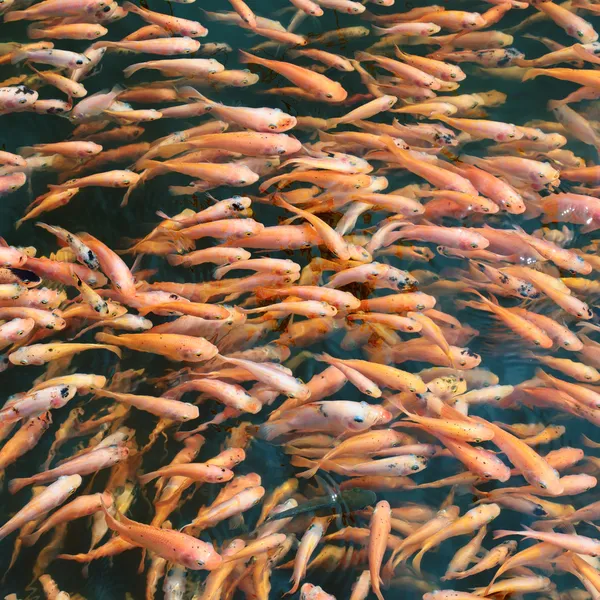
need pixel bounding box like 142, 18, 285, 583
2, 0, 600, 598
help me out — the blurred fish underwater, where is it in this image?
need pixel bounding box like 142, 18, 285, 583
2, 0, 600, 598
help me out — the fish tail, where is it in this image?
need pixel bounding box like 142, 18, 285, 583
135, 159, 163, 172
187, 89, 211, 104
257, 420, 290, 441
411, 545, 427, 575
17, 146, 33, 156
492, 529, 518, 539
4, 10, 26, 23
9, 49, 29, 64
138, 471, 159, 485
213, 265, 226, 280
89, 41, 111, 51
394, 45, 407, 59
94, 332, 119, 346
482, 567, 504, 596
121, 1, 139, 13
238, 50, 263, 66
123, 63, 143, 78
258, 173, 287, 192
463, 286, 487, 302
166, 254, 186, 267
522, 68, 543, 82
237, 305, 261, 314
20, 530, 42, 547
7, 477, 29, 495
98, 344, 122, 359
296, 463, 321, 479
354, 51, 374, 61
254, 287, 275, 301
99, 494, 122, 534
68, 320, 99, 340
56, 553, 82, 562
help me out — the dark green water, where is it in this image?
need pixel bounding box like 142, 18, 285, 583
0, 0, 599, 599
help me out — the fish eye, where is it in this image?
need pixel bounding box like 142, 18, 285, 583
539, 482, 547, 489
470, 243, 478, 248
451, 73, 456, 78
578, 30, 584, 36
76, 59, 84, 65
269, 124, 276, 130
326, 94, 333, 99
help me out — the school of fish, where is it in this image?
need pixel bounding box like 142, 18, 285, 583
2, 0, 600, 598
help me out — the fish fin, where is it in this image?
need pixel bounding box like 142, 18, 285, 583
492, 529, 518, 539
521, 68, 542, 82
94, 332, 119, 345
238, 49, 262, 65
20, 530, 42, 547
411, 545, 427, 576
137, 471, 158, 485
7, 478, 29, 495
228, 514, 244, 530
97, 344, 122, 359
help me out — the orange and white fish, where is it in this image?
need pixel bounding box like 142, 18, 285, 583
122, 2, 208, 37
102, 500, 222, 569
369, 500, 391, 600
8, 445, 129, 494
92, 37, 201, 55
9, 342, 121, 366
22, 491, 113, 547
259, 401, 392, 440
239, 51, 347, 102
95, 332, 218, 362
0, 475, 82, 540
